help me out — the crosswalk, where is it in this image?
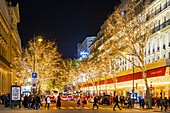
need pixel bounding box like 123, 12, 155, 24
52, 106, 110, 110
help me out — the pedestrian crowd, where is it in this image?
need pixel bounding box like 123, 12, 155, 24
76, 94, 170, 112
1, 93, 170, 112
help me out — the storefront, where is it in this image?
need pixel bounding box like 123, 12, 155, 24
79, 60, 170, 99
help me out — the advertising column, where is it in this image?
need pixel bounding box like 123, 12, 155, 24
10, 85, 21, 108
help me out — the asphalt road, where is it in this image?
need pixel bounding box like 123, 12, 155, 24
0, 101, 167, 113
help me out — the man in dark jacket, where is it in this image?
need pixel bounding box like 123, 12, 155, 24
35, 95, 41, 110
113, 95, 122, 111
92, 96, 98, 109
161, 97, 168, 111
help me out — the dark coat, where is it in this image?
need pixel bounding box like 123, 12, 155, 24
57, 96, 61, 107
115, 96, 119, 104
94, 97, 98, 104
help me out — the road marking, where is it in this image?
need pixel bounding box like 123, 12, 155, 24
75, 107, 82, 109
99, 107, 105, 109
60, 107, 66, 109
52, 106, 113, 110
68, 107, 74, 109
84, 107, 90, 109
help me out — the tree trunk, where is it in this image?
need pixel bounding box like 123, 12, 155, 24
95, 85, 98, 95
143, 71, 152, 109
36, 81, 41, 95
104, 76, 107, 95
113, 76, 117, 91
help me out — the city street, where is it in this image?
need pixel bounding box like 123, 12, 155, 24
0, 101, 168, 113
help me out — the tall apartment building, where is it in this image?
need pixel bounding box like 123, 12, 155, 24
0, 0, 22, 94
77, 36, 96, 60
81, 0, 170, 99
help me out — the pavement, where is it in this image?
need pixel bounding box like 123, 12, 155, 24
0, 102, 170, 112
133, 104, 170, 112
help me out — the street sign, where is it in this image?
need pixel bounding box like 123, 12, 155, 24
32, 72, 37, 78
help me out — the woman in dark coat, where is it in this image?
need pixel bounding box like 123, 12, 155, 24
56, 95, 61, 109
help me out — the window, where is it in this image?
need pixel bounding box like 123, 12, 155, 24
163, 44, 166, 49
164, 54, 166, 58
157, 38, 160, 51
164, 16, 167, 22
153, 58, 155, 62
169, 33, 170, 46
152, 39, 155, 53
148, 42, 151, 54
163, 35, 166, 49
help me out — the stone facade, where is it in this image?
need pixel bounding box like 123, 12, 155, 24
0, 0, 21, 94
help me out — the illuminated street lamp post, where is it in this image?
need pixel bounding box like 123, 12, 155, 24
132, 57, 135, 108
15, 79, 18, 85
32, 36, 43, 95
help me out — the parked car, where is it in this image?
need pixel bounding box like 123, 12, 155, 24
99, 95, 110, 105
68, 95, 73, 100
62, 95, 68, 101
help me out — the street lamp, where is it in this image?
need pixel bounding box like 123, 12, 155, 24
132, 57, 135, 108
15, 79, 18, 85
32, 36, 43, 95
28, 78, 31, 84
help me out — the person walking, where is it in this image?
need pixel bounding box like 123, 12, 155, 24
110, 96, 113, 105
56, 94, 62, 109
156, 97, 161, 108
113, 95, 122, 111
27, 95, 33, 109
47, 96, 51, 109
23, 95, 28, 108
44, 96, 47, 109
120, 95, 124, 107
77, 96, 81, 107
127, 97, 132, 108
92, 96, 98, 109
35, 95, 41, 110
161, 97, 168, 111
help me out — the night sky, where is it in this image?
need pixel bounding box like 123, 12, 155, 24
18, 0, 120, 58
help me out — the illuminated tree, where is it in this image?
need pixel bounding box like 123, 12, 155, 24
103, 1, 152, 108
78, 58, 100, 94
13, 36, 63, 94
61, 59, 80, 92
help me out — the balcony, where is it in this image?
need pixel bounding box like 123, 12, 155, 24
146, 1, 170, 22
152, 19, 170, 34
155, 1, 170, 15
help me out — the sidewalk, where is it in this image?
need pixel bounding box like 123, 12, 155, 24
133, 104, 170, 112
0, 104, 27, 111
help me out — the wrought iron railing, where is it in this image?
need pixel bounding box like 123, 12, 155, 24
152, 19, 170, 34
